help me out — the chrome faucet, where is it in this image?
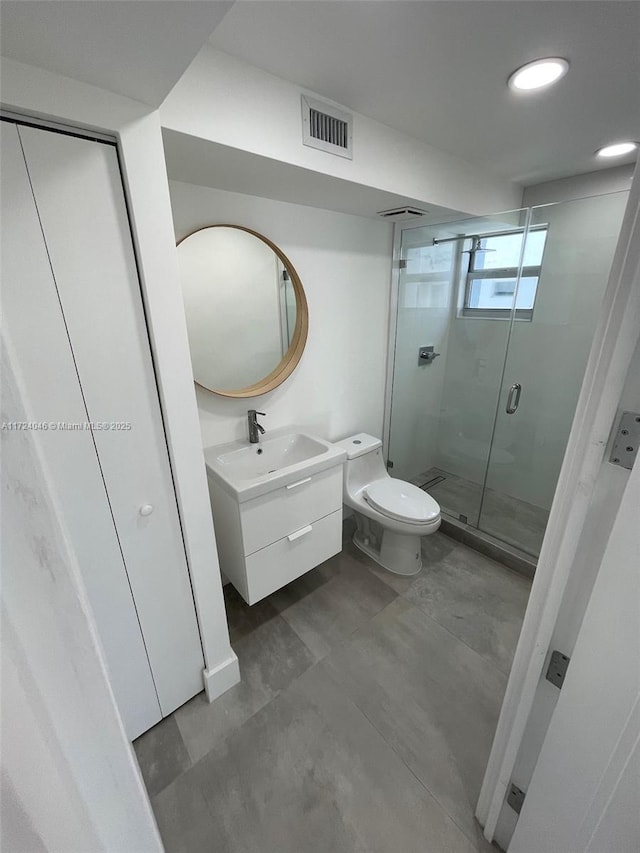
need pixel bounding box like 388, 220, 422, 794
247, 410, 266, 444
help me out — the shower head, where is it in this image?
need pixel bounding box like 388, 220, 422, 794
432, 234, 496, 253
462, 236, 495, 255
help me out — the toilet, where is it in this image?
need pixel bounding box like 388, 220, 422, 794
335, 433, 441, 576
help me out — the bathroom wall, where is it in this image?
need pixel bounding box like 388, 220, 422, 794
386, 236, 456, 482
521, 163, 634, 207
433, 177, 630, 510
168, 179, 393, 448
160, 45, 522, 218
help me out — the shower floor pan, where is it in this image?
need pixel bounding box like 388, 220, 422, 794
412, 467, 548, 578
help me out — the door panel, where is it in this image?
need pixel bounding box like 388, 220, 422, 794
18, 124, 204, 715
509, 461, 640, 852
479, 193, 629, 556
388, 212, 523, 526
1, 121, 161, 738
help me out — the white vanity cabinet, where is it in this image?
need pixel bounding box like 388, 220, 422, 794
205, 444, 344, 604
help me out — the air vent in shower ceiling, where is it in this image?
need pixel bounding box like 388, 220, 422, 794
377, 207, 430, 221
301, 95, 353, 159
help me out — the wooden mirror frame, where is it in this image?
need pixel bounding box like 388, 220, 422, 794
177, 224, 309, 398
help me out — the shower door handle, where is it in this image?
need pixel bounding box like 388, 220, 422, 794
506, 383, 522, 414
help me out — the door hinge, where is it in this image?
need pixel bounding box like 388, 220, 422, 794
609, 410, 640, 470
398, 259, 407, 269
546, 649, 570, 689
386, 459, 394, 469
507, 783, 526, 815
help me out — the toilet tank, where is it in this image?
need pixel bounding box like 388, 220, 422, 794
334, 433, 387, 492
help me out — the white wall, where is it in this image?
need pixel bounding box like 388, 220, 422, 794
168, 180, 393, 448
160, 45, 521, 218
522, 164, 634, 207
387, 235, 456, 481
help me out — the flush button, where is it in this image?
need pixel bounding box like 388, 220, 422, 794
139, 504, 154, 517
353, 439, 362, 444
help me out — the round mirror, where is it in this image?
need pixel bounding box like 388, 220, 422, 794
176, 225, 308, 397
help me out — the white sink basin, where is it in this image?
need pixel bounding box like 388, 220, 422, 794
204, 431, 346, 501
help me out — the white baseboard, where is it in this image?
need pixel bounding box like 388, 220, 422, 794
202, 653, 240, 703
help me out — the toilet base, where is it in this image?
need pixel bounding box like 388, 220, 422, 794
353, 529, 422, 576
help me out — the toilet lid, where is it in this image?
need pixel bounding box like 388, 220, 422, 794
364, 479, 440, 523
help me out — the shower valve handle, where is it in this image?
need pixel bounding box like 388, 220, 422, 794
419, 346, 441, 363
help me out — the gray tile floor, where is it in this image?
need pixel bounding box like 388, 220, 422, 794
134, 523, 531, 853
415, 468, 549, 558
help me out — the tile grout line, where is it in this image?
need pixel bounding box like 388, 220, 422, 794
275, 565, 401, 662
310, 593, 501, 849
151, 543, 517, 850
336, 673, 483, 851
177, 654, 333, 796
397, 590, 514, 680
434, 539, 535, 584
168, 542, 512, 797
174, 623, 328, 776
278, 594, 398, 665
173, 617, 494, 851
355, 547, 523, 679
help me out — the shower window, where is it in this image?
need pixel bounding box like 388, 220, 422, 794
461, 225, 547, 319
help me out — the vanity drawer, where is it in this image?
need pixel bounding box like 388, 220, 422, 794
244, 509, 342, 604
241, 466, 342, 555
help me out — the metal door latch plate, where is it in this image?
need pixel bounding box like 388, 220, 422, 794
609, 411, 640, 471
507, 783, 526, 815
546, 650, 570, 689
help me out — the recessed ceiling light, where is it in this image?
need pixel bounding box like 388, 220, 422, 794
596, 142, 638, 158
508, 58, 569, 92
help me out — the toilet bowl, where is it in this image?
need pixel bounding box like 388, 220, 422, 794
335, 433, 441, 576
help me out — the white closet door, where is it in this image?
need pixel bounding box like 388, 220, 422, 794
17, 124, 204, 716
1, 122, 161, 739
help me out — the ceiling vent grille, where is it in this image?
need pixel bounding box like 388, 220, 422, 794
377, 207, 430, 221
302, 95, 353, 159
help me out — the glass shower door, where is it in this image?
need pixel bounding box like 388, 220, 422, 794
387, 210, 526, 527
478, 191, 629, 555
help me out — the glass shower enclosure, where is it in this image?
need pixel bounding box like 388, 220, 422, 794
387, 191, 628, 559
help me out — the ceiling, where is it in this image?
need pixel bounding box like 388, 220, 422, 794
0, 1, 233, 107
2, 1, 637, 187
209, 0, 640, 185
